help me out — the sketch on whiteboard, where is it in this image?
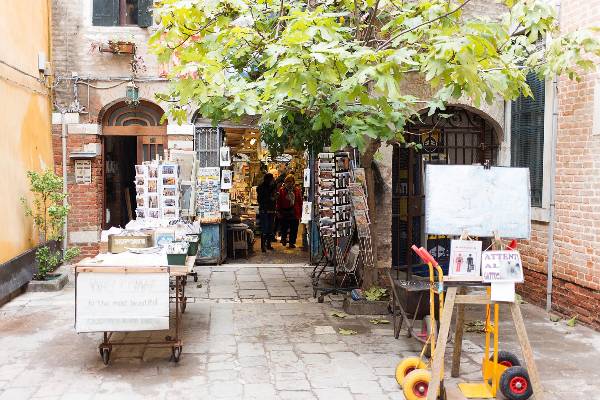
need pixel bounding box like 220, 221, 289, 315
425, 165, 531, 238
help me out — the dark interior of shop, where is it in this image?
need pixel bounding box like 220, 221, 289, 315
104, 136, 137, 229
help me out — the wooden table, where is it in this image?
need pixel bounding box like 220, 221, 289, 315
74, 253, 194, 365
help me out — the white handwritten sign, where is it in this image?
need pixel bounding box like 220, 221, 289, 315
481, 251, 524, 283
76, 272, 169, 332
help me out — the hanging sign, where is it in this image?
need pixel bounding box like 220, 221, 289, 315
75, 160, 92, 184
481, 250, 524, 283
303, 168, 310, 188
301, 201, 312, 223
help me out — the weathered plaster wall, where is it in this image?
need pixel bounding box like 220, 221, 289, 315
0, 1, 54, 263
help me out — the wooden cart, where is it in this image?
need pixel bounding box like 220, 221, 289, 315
74, 254, 194, 365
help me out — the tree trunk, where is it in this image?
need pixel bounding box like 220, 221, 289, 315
360, 138, 381, 289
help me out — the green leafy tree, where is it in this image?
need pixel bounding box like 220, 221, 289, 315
150, 0, 599, 286
21, 170, 80, 280
151, 0, 599, 149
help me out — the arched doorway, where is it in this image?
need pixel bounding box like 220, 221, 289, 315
101, 100, 167, 228
391, 106, 500, 274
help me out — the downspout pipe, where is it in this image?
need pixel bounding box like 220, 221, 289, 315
546, 0, 561, 312
61, 111, 68, 252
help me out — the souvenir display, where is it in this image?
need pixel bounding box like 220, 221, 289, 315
316, 152, 352, 237
134, 162, 180, 221
196, 167, 221, 222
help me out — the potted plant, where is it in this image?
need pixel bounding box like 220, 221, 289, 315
21, 170, 80, 291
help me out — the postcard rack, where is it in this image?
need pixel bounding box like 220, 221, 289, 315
311, 151, 357, 302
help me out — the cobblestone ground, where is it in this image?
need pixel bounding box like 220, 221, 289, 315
0, 264, 598, 400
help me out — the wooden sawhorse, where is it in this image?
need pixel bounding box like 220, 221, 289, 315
426, 286, 544, 400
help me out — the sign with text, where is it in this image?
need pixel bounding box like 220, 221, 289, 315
481, 250, 524, 283
75, 160, 92, 184
76, 272, 169, 332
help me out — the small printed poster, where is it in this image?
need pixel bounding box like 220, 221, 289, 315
219, 192, 231, 212
75, 160, 92, 184
221, 169, 232, 189
301, 201, 312, 223
449, 240, 482, 277
303, 168, 310, 188
481, 250, 524, 283
219, 146, 231, 167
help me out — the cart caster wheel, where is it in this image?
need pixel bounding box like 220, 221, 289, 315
101, 348, 110, 365
317, 295, 324, 303
165, 335, 172, 341
402, 369, 431, 399
500, 366, 533, 400
395, 357, 427, 387
492, 351, 521, 368
194, 275, 198, 282
313, 288, 317, 298
171, 346, 182, 363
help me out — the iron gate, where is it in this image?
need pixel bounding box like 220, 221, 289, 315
392, 107, 499, 277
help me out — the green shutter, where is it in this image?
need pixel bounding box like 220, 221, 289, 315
511, 73, 545, 207
92, 0, 119, 26
138, 0, 153, 28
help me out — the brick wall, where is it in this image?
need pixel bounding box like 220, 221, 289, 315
52, 125, 103, 260
517, 0, 600, 329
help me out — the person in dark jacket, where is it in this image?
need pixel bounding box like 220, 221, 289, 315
277, 174, 303, 248
257, 173, 277, 252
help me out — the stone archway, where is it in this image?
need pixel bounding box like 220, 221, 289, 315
391, 106, 502, 273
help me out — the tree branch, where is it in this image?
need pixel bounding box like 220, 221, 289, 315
377, 0, 473, 50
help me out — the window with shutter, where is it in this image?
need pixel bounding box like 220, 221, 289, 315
93, 0, 152, 27
137, 0, 153, 28
93, 0, 119, 26
511, 73, 545, 207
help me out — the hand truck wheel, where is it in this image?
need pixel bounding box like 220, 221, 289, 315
499, 366, 533, 400
100, 348, 111, 365
194, 275, 198, 282
492, 350, 521, 368
171, 345, 182, 363
395, 357, 427, 387
402, 368, 432, 400
317, 295, 324, 303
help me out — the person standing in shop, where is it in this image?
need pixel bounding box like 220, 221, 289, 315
257, 173, 277, 252
277, 174, 303, 248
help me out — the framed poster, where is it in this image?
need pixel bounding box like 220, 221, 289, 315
75, 160, 92, 184
219, 192, 231, 212
219, 146, 231, 166
221, 169, 232, 189
481, 250, 524, 283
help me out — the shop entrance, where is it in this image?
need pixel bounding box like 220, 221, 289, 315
101, 100, 167, 229
391, 106, 499, 275
221, 127, 310, 264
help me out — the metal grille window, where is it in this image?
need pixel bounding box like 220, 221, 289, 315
511, 73, 545, 207
195, 126, 222, 167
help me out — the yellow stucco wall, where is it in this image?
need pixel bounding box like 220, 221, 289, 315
0, 1, 54, 263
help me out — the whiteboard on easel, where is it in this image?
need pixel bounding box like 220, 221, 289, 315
425, 165, 531, 238
76, 272, 169, 333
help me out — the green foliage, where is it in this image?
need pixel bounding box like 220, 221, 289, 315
21, 170, 68, 242
34, 246, 80, 281
21, 170, 80, 280
338, 328, 358, 335
363, 286, 387, 301
150, 0, 600, 151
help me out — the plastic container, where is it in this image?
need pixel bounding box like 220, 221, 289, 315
167, 253, 187, 265
185, 234, 200, 256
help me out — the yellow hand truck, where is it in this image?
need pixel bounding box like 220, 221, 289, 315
395, 245, 446, 400
395, 243, 533, 400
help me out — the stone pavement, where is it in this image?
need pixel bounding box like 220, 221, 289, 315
0, 264, 599, 400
